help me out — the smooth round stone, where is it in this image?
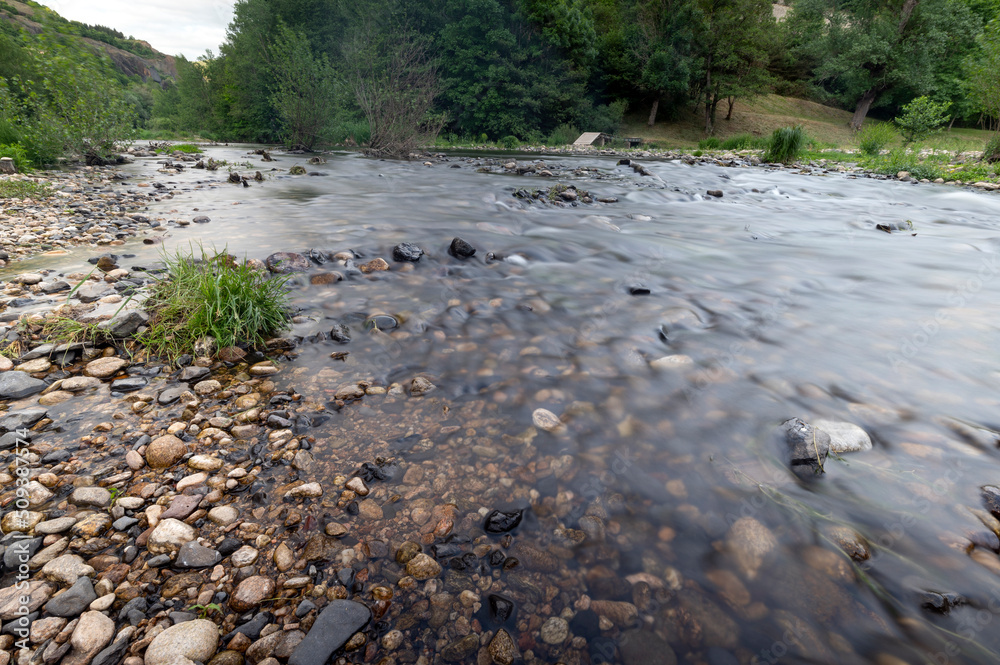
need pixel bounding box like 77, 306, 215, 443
229, 576, 275, 612
38, 391, 74, 405
146, 435, 187, 469
364, 315, 397, 331
265, 252, 310, 274
540, 616, 569, 645
208, 506, 239, 526
84, 357, 128, 379
61, 376, 102, 392
532, 408, 565, 433
16, 358, 51, 373
144, 619, 220, 665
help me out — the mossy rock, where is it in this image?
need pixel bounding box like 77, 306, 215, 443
289, 165, 307, 175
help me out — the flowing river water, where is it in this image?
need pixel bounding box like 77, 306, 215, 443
9, 146, 1000, 664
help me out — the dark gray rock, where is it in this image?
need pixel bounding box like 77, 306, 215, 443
192, 216, 211, 224
91, 632, 131, 665
98, 309, 149, 337
780, 417, 831, 470
112, 517, 139, 531
157, 386, 187, 405
0, 430, 30, 450
110, 377, 148, 392
146, 554, 171, 567
3, 537, 42, 569
224, 612, 273, 642
448, 237, 476, 259
179, 366, 210, 382
0, 407, 48, 432
618, 630, 677, 665
329, 324, 351, 344
287, 600, 370, 665
175, 542, 222, 569
43, 576, 97, 617
0, 371, 46, 400
392, 243, 424, 262
39, 281, 70, 294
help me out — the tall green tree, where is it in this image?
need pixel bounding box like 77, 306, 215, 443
790, 0, 979, 129
269, 23, 341, 149
966, 18, 1000, 131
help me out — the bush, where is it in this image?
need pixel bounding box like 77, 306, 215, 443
698, 137, 721, 150
547, 123, 579, 146
895, 96, 951, 146
137, 246, 291, 360
763, 125, 806, 164
499, 135, 519, 150
720, 134, 767, 150
984, 133, 1000, 163
856, 123, 896, 156
168, 143, 202, 154
863, 148, 944, 180
0, 142, 31, 172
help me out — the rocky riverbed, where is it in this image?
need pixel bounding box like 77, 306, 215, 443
5, 146, 1000, 665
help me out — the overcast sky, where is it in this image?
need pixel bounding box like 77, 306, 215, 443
35, 0, 237, 59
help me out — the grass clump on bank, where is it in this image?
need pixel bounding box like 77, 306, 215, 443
764, 126, 806, 164
158, 143, 203, 154
0, 179, 53, 199
138, 247, 291, 360
857, 123, 897, 156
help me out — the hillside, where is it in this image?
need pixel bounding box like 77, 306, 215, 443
0, 0, 176, 84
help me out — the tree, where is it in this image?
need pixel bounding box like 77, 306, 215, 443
343, 10, 442, 157
269, 23, 341, 149
695, 0, 776, 133
966, 18, 1000, 131
624, 0, 702, 126
790, 0, 979, 129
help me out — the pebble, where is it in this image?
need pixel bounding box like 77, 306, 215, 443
405, 553, 442, 580
532, 408, 565, 433
540, 616, 569, 644
84, 357, 128, 379
144, 619, 220, 665
145, 434, 187, 468
147, 518, 197, 554
229, 576, 275, 612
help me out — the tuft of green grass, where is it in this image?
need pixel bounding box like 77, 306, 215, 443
698, 137, 721, 150
41, 317, 113, 347
720, 134, 767, 151
0, 179, 52, 199
137, 245, 291, 360
764, 125, 807, 164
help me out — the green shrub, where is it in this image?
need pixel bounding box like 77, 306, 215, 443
763, 125, 806, 164
698, 137, 721, 150
720, 134, 767, 150
857, 123, 896, 156
547, 123, 579, 146
692, 149, 703, 157
0, 142, 31, 172
983, 133, 1000, 163
499, 135, 520, 150
895, 96, 951, 146
137, 246, 291, 360
169, 143, 202, 154
863, 148, 944, 180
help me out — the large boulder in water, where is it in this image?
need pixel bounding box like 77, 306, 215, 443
265, 252, 311, 274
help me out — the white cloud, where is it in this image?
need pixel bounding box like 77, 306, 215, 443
33, 0, 237, 58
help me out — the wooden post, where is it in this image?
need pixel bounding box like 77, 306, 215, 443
0, 157, 15, 174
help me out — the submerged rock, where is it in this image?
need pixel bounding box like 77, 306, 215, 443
779, 417, 830, 470
0, 371, 47, 399
812, 419, 873, 453
287, 600, 370, 665
265, 252, 311, 274
448, 237, 476, 259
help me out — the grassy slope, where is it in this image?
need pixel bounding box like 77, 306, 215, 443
622, 94, 994, 152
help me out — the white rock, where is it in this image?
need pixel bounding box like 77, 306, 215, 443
813, 419, 873, 453
147, 518, 196, 554
285, 482, 322, 498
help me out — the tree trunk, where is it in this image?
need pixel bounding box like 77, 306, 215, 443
647, 97, 660, 127
898, 0, 919, 32
849, 88, 878, 131
703, 62, 714, 134
725, 97, 735, 121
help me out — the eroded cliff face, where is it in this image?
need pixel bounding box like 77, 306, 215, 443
0, 4, 176, 86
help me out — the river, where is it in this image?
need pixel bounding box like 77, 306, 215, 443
13, 145, 1000, 664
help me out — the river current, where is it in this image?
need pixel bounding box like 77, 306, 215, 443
20, 146, 1000, 664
